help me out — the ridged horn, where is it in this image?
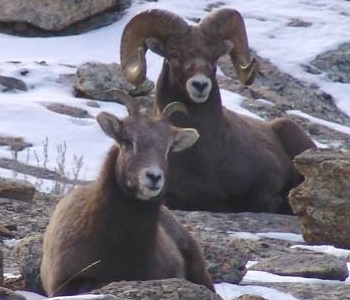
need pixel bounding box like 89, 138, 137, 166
161, 102, 188, 120
120, 9, 189, 85
105, 88, 138, 116
199, 8, 258, 85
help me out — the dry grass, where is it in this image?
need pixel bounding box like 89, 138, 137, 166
5, 136, 85, 196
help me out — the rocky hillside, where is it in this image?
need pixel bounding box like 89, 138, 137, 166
1, 1, 350, 300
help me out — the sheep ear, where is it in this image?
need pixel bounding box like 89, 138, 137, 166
171, 128, 199, 152
97, 112, 123, 140
146, 38, 166, 57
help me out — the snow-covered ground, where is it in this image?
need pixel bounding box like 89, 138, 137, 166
1, 0, 350, 299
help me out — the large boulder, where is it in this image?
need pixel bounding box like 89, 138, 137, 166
12, 234, 44, 295
91, 279, 222, 300
74, 62, 155, 116
249, 251, 349, 281
0, 0, 131, 36
0, 177, 36, 202
74, 62, 154, 101
289, 148, 350, 249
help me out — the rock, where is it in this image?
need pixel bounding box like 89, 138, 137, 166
11, 230, 247, 293
91, 279, 222, 300
74, 62, 154, 101
0, 75, 27, 92
173, 211, 301, 234
0, 224, 15, 238
0, 0, 131, 36
236, 296, 268, 300
199, 233, 248, 284
248, 282, 350, 300
250, 251, 349, 281
130, 95, 155, 117
218, 53, 350, 127
0, 287, 26, 300
42, 103, 93, 118
289, 148, 350, 249
218, 51, 350, 150
0, 178, 36, 202
45, 294, 118, 300
308, 42, 350, 83
47, 295, 118, 300
0, 136, 32, 153
3, 208, 350, 300
12, 234, 44, 294
0, 249, 3, 285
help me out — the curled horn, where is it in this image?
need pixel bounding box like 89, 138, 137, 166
199, 8, 258, 85
105, 89, 138, 116
161, 102, 189, 120
120, 9, 189, 85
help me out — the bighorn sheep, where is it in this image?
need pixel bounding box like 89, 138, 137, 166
120, 8, 316, 214
40, 90, 213, 296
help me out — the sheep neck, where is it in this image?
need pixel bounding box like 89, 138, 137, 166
89, 145, 161, 252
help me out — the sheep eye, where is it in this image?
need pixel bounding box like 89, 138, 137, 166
169, 51, 180, 61
121, 137, 133, 148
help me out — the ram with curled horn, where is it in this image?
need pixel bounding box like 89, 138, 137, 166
40, 89, 213, 296
120, 8, 316, 214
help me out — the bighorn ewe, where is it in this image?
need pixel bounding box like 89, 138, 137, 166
40, 90, 213, 296
120, 8, 316, 214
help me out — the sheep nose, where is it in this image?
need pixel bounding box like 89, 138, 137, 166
140, 166, 165, 191
146, 171, 163, 186
191, 81, 209, 93
186, 74, 212, 103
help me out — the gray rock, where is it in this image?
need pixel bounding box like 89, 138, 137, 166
91, 279, 222, 300
42, 103, 93, 119
74, 62, 154, 101
250, 251, 349, 281
0, 178, 36, 202
200, 233, 248, 284
289, 148, 350, 249
0, 249, 3, 285
173, 211, 301, 234
0, 136, 32, 153
0, 75, 27, 92
12, 234, 44, 295
0, 287, 26, 300
0, 0, 131, 36
3, 203, 350, 300
218, 53, 350, 127
247, 282, 350, 300
11, 230, 246, 293
47, 295, 117, 300
235, 296, 268, 300
0, 224, 15, 238
308, 43, 350, 83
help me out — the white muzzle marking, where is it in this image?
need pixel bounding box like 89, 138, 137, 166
186, 74, 212, 103
137, 165, 165, 200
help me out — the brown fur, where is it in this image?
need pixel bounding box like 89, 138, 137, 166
40, 113, 213, 296
150, 26, 316, 214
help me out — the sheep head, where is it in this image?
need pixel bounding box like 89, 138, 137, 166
120, 8, 258, 103
97, 90, 199, 201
